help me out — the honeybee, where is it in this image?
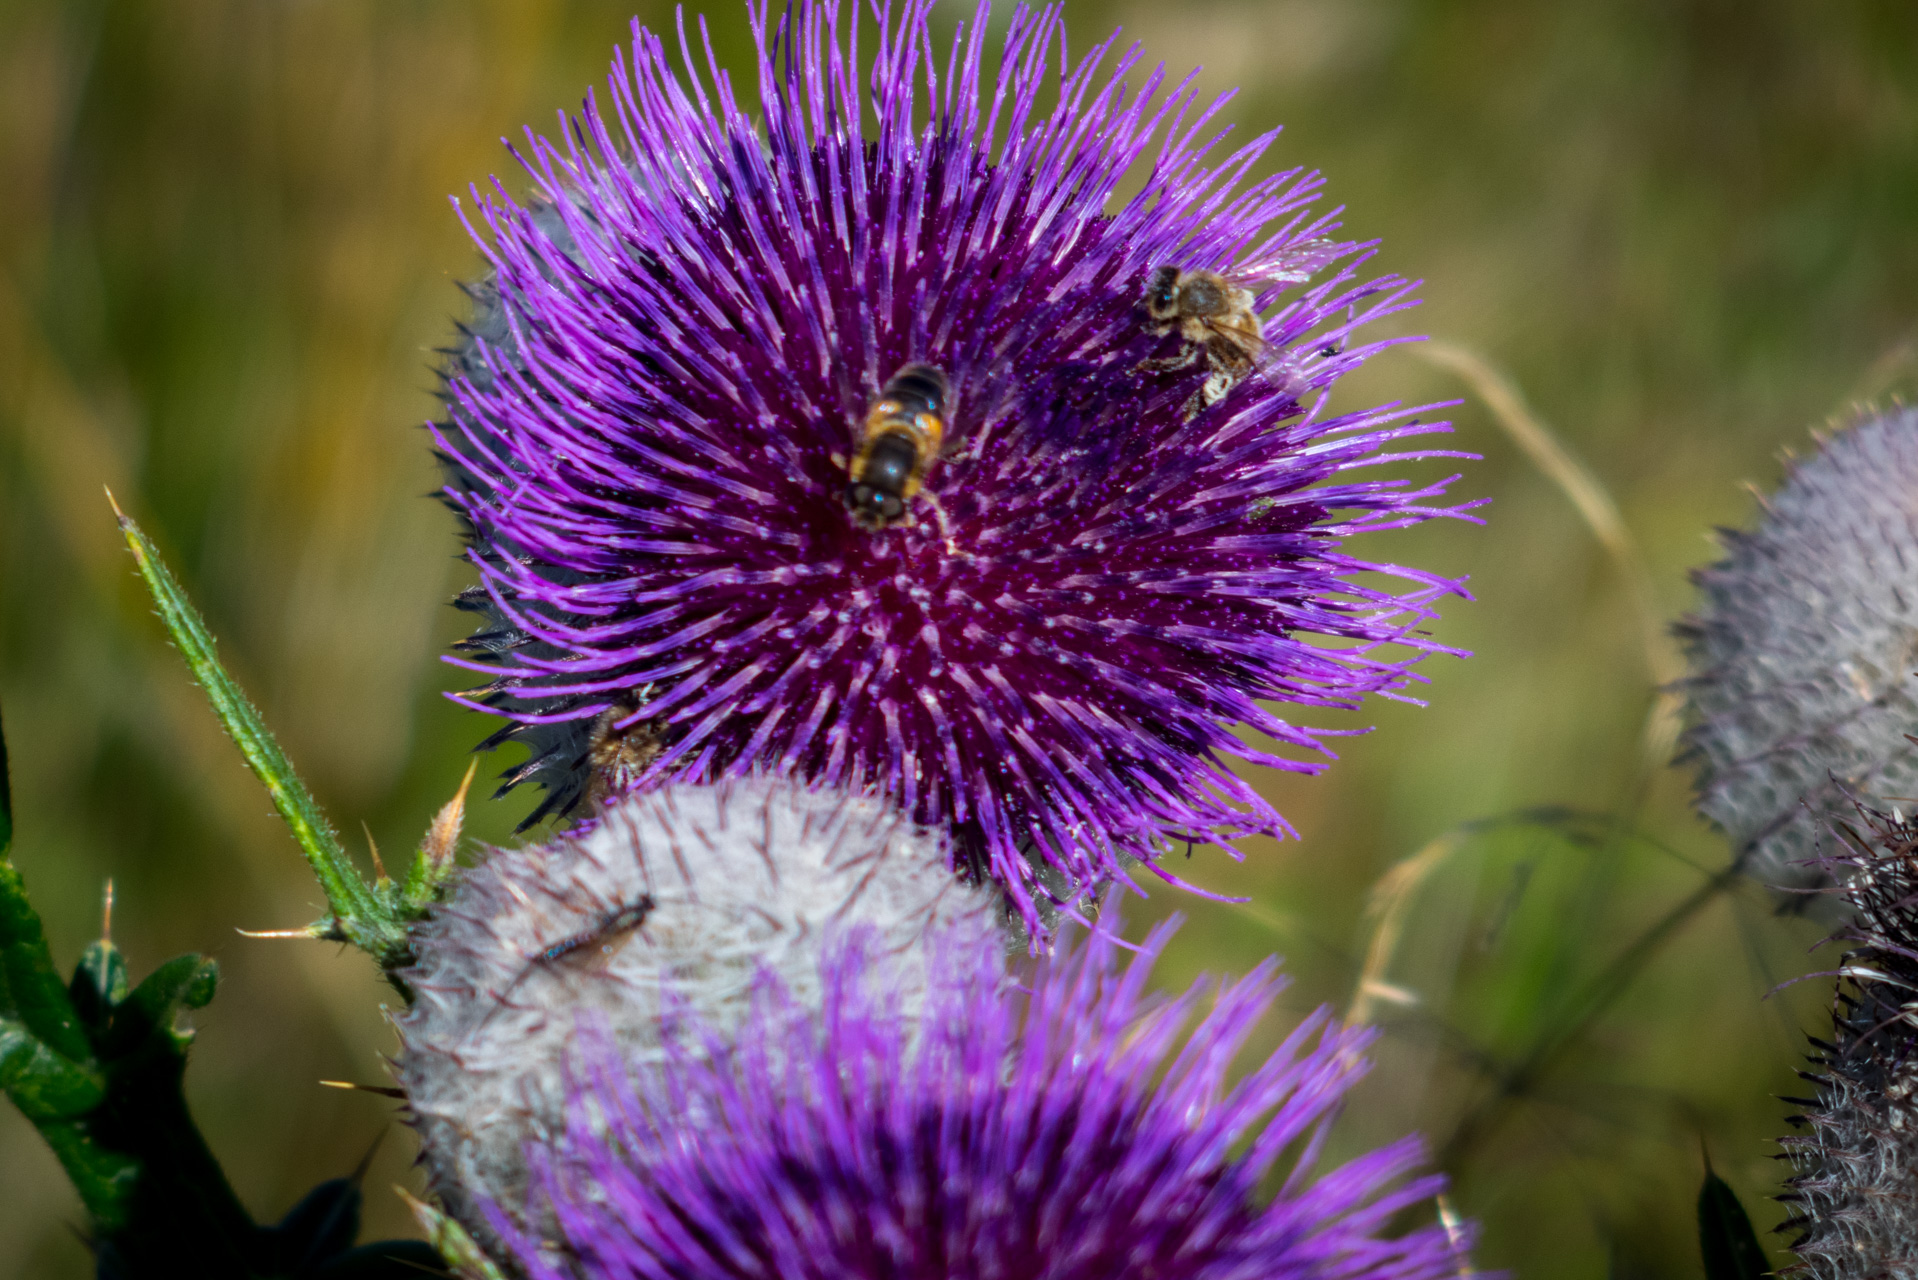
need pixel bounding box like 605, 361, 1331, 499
581, 691, 665, 811
844, 363, 950, 530
1139, 266, 1268, 419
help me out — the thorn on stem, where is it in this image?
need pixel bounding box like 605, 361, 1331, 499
351, 1129, 388, 1180
421, 760, 477, 871
363, 820, 388, 885
319, 1079, 407, 1099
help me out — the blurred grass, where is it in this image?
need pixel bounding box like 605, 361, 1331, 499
1, 0, 1914, 1275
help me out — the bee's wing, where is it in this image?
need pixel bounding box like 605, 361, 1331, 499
1246, 324, 1360, 404
1226, 321, 1283, 374
1251, 337, 1320, 396
1232, 237, 1347, 295
1242, 329, 1283, 372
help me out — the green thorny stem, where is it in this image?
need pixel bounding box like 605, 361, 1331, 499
0, 699, 237, 1255
110, 493, 468, 977
1, 706, 446, 1276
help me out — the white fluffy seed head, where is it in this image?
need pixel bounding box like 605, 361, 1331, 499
393, 779, 1000, 1259
1677, 407, 1918, 900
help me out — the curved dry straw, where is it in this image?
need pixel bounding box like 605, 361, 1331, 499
1347, 829, 1467, 1028
1232, 340, 1678, 982
1414, 341, 1684, 773
1841, 329, 1918, 409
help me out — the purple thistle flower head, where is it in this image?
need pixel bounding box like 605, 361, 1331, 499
484, 917, 1476, 1280
438, 0, 1475, 930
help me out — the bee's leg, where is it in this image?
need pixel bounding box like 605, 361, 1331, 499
1176, 366, 1238, 421
830, 451, 848, 470
924, 492, 958, 554
1200, 366, 1238, 407
1137, 346, 1202, 374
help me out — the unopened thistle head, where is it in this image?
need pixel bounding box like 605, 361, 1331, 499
1779, 803, 1918, 1278
438, 0, 1474, 929
395, 780, 998, 1257
480, 917, 1474, 1280
1677, 407, 1918, 895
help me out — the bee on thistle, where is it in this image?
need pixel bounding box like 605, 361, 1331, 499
1139, 266, 1266, 418
844, 363, 951, 530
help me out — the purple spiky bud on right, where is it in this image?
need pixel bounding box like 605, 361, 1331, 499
1677, 407, 1918, 895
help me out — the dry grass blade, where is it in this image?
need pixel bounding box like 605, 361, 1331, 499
1839, 331, 1918, 411
1346, 830, 1467, 1027
1225, 897, 1308, 942
1437, 1194, 1477, 1278
1415, 341, 1684, 769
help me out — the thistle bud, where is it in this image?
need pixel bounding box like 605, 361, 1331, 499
1678, 407, 1918, 897
394, 780, 998, 1257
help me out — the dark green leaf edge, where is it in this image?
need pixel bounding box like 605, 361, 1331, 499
1699, 1163, 1771, 1280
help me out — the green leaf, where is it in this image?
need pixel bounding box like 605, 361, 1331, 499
71, 937, 130, 1031
35, 1119, 140, 1224
0, 860, 90, 1061
0, 1017, 106, 1117
105, 954, 220, 1056
182, 958, 219, 1010
0, 703, 12, 859
0, 864, 266, 1255
1699, 1166, 1769, 1280
110, 498, 406, 963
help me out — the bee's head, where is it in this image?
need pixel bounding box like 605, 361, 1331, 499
1143, 265, 1183, 320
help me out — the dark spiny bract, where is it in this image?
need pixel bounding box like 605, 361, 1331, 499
1779, 804, 1918, 1278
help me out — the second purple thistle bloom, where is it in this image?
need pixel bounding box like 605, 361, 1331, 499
438, 0, 1475, 928
487, 921, 1471, 1280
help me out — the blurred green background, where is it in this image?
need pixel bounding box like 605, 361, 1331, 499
1, 0, 1914, 1275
